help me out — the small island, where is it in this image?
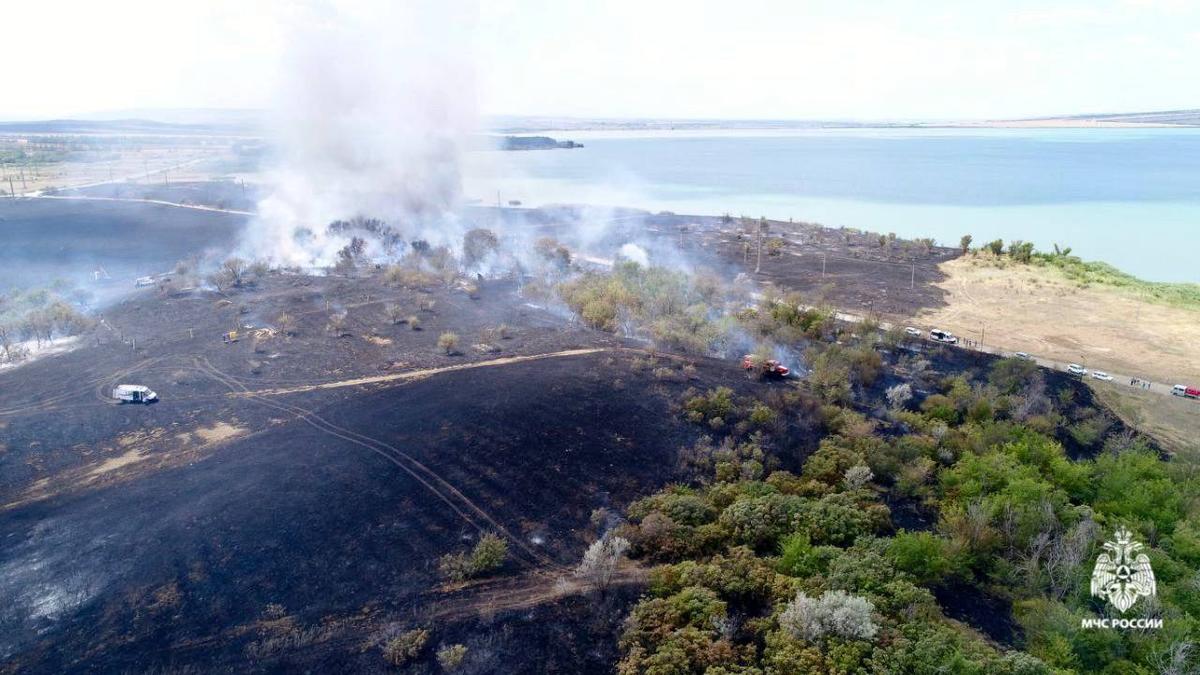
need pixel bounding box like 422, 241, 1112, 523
497, 135, 583, 151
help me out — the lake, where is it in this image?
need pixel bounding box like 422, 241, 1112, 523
463, 128, 1200, 283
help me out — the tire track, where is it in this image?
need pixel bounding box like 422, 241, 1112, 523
190, 357, 562, 570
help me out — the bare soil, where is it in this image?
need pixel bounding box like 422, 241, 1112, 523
916, 256, 1200, 387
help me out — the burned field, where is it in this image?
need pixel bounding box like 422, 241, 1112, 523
472, 206, 961, 318
0, 198, 1171, 673
0, 270, 791, 673
0, 198, 245, 294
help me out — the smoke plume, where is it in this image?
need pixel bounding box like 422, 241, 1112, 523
243, 0, 480, 266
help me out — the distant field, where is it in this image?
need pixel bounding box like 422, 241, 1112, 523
916, 255, 1200, 386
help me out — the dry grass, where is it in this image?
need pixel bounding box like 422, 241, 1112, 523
87, 448, 149, 477
917, 256, 1200, 385
1090, 383, 1200, 460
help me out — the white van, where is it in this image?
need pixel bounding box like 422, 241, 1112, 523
112, 384, 157, 404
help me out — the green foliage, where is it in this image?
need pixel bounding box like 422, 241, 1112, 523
383, 629, 429, 666
989, 357, 1039, 395
617, 345, 1199, 674
887, 531, 967, 586
438, 533, 508, 581
558, 262, 734, 352
719, 494, 805, 550
1091, 450, 1183, 534
437, 643, 468, 670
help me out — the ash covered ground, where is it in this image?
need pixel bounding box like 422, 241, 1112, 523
0, 196, 1122, 673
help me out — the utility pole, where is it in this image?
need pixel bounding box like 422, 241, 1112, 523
755, 217, 767, 273
910, 263, 915, 289
7, 176, 14, 198
822, 253, 827, 278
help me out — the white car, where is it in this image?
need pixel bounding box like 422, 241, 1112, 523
1066, 363, 1088, 376
1090, 371, 1113, 382
904, 326, 922, 337
929, 329, 958, 344
1014, 352, 1032, 360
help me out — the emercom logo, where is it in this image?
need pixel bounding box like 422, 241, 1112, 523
1081, 527, 1161, 630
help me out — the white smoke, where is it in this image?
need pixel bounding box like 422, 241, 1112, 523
242, 0, 480, 267
617, 243, 649, 266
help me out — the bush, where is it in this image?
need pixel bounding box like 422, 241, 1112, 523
779, 590, 878, 642
437, 643, 468, 670
888, 531, 965, 585
469, 533, 508, 574
275, 312, 297, 337
463, 228, 499, 267
439, 533, 509, 582
438, 331, 460, 355
383, 629, 429, 666
384, 303, 405, 325
408, 315, 421, 330
885, 383, 913, 410
577, 533, 631, 589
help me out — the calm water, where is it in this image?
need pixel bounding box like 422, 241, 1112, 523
464, 128, 1200, 282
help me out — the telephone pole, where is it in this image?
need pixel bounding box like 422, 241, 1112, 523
755, 217, 767, 273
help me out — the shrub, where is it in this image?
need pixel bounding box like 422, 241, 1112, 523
885, 383, 913, 410
383, 629, 429, 666
577, 532, 631, 589
469, 533, 508, 575
438, 331, 460, 355
779, 590, 878, 642
843, 465, 874, 491
888, 531, 965, 585
275, 312, 297, 337
437, 644, 468, 670
408, 315, 421, 330
463, 228, 499, 267
326, 312, 349, 337
438, 533, 508, 582
384, 303, 405, 325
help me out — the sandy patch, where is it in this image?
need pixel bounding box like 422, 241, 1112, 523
194, 422, 248, 445
87, 448, 149, 477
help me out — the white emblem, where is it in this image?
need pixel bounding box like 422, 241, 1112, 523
1090, 527, 1156, 613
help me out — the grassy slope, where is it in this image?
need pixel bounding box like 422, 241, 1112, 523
918, 253, 1200, 385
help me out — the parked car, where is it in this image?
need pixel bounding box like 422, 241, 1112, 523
1014, 352, 1032, 360
1090, 371, 1114, 382
112, 384, 157, 404
1173, 384, 1200, 399
904, 326, 922, 337
929, 329, 958, 344
1067, 363, 1088, 376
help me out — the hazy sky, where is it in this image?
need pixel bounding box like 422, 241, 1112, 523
5, 0, 1199, 121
